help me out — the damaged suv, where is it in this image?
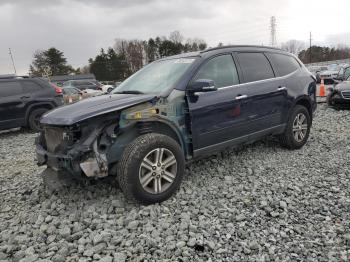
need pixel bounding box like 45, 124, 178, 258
36, 45, 316, 204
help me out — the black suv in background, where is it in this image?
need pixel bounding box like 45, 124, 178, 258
0, 76, 63, 131
37, 46, 316, 204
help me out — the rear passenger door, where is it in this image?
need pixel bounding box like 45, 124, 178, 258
235, 52, 286, 132
0, 81, 26, 128
265, 53, 302, 121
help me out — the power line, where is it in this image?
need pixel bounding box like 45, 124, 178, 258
309, 32, 312, 63
270, 16, 277, 47
8, 48, 17, 75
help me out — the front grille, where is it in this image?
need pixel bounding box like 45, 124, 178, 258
341, 91, 350, 99
44, 127, 64, 153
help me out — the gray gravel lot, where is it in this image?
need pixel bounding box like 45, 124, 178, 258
0, 104, 349, 262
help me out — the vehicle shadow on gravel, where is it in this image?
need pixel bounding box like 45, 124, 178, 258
37, 136, 284, 206
0, 128, 38, 138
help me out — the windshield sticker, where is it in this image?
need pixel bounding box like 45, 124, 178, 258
174, 58, 195, 64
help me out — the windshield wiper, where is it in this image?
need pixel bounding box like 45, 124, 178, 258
114, 90, 144, 94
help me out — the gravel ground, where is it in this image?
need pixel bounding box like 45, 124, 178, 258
0, 104, 349, 262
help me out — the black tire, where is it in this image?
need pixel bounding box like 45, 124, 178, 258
279, 105, 311, 149
28, 108, 48, 132
107, 88, 113, 93
117, 133, 185, 204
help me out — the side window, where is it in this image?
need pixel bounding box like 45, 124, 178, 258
266, 53, 300, 77
0, 81, 23, 97
344, 67, 350, 80
21, 81, 42, 92
193, 54, 239, 88
236, 52, 274, 83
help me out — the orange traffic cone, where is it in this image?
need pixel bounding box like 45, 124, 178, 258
319, 78, 326, 97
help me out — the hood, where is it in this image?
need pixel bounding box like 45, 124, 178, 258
335, 80, 350, 91
41, 94, 156, 125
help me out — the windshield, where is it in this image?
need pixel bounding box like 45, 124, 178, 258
112, 58, 196, 94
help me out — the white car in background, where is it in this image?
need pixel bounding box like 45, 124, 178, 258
319, 64, 342, 84
82, 88, 103, 97
307, 65, 328, 83
101, 84, 115, 93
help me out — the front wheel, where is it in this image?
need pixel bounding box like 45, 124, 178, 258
117, 133, 185, 204
279, 105, 311, 149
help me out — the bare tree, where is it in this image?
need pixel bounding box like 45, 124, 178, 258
80, 65, 90, 74
169, 30, 184, 44
114, 39, 146, 73
280, 40, 306, 55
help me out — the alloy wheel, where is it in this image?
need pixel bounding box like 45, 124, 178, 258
292, 113, 308, 142
139, 148, 177, 194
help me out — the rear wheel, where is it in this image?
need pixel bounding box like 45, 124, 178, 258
117, 133, 185, 204
28, 108, 48, 132
279, 105, 311, 149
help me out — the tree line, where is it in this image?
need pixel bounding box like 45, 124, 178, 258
280, 40, 350, 64
29, 35, 350, 81
29, 31, 207, 81
89, 31, 207, 81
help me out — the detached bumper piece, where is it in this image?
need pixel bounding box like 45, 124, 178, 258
36, 142, 108, 179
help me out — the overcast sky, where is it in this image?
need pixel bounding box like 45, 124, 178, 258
1, 0, 349, 74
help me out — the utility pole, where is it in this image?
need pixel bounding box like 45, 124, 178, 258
309, 32, 312, 63
8, 48, 17, 75
270, 16, 277, 47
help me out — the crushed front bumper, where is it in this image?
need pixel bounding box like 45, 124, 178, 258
36, 142, 82, 176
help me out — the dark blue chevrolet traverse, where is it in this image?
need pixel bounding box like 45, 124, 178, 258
36, 45, 316, 204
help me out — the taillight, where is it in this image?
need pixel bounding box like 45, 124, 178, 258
55, 87, 62, 94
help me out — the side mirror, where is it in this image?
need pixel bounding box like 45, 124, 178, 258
188, 79, 217, 93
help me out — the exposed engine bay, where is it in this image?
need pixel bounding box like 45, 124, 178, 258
36, 91, 191, 180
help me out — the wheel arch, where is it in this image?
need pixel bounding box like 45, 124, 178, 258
25, 103, 54, 125
137, 120, 185, 150
108, 119, 189, 165
293, 96, 313, 122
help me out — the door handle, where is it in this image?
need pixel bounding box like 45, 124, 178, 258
20, 96, 30, 99
277, 86, 287, 91
235, 95, 248, 100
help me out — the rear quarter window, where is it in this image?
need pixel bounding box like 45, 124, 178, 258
21, 80, 42, 92
266, 53, 301, 77
0, 81, 23, 97
236, 52, 275, 83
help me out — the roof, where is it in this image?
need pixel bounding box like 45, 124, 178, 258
157, 45, 289, 62
201, 45, 284, 53
50, 73, 95, 82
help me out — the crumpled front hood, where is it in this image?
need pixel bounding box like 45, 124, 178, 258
41, 94, 156, 126
335, 81, 350, 91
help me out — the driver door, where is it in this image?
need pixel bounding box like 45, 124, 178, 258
186, 54, 252, 157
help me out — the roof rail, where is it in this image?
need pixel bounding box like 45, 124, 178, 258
201, 45, 284, 53
0, 75, 30, 80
